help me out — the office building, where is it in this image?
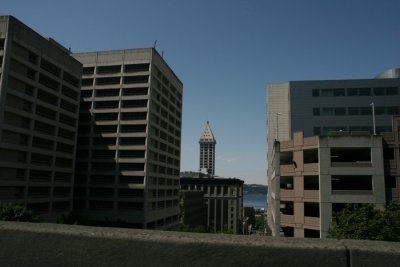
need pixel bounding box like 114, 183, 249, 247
267, 74, 400, 186
180, 172, 243, 234
72, 48, 183, 229
0, 16, 82, 221
268, 131, 386, 238
199, 121, 216, 175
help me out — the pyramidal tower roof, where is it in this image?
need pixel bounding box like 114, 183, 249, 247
199, 121, 216, 144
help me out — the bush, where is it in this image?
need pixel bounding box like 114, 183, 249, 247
328, 202, 400, 242
0, 203, 40, 222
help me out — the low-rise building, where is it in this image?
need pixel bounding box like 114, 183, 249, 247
180, 172, 243, 234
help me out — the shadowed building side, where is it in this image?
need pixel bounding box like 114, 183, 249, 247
0, 16, 82, 222
72, 48, 183, 230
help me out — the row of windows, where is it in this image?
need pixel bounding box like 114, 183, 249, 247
81, 76, 149, 86
152, 84, 182, 113
76, 149, 145, 159
8, 75, 79, 102
0, 167, 72, 183
181, 184, 238, 196
313, 106, 400, 116
0, 186, 72, 198
11, 41, 80, 88
3, 111, 75, 141
152, 70, 182, 103
74, 175, 144, 185
82, 63, 149, 75
149, 164, 180, 176
148, 176, 179, 186
72, 200, 144, 211
0, 148, 73, 168
312, 87, 399, 97
313, 126, 392, 135
75, 162, 145, 172
1, 130, 74, 154
151, 126, 180, 149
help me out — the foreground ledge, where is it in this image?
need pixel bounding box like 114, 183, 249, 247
0, 221, 399, 267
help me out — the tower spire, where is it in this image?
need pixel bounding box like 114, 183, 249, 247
199, 122, 216, 175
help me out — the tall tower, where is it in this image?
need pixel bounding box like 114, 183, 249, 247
72, 48, 183, 230
0, 16, 82, 221
199, 121, 216, 175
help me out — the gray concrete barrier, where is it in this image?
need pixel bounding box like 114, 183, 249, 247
0, 221, 399, 267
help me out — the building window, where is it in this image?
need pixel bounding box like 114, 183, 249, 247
321, 107, 346, 116
333, 88, 345, 96
313, 127, 321, 135
312, 89, 319, 97
313, 108, 320, 116
280, 176, 293, 190
280, 201, 294, 215
331, 147, 371, 164
304, 229, 320, 238
280, 151, 293, 165
304, 149, 318, 164
304, 176, 319, 190
331, 175, 372, 192
304, 202, 319, 217
347, 88, 371, 96
385, 176, 397, 188
282, 227, 294, 237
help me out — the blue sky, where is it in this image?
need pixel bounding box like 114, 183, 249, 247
3, 0, 400, 184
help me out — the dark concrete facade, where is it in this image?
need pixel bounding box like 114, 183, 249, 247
72, 49, 183, 230
0, 16, 82, 221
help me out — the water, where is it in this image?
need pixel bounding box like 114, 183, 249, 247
243, 194, 267, 210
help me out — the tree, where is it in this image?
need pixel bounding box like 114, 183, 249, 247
328, 202, 400, 242
0, 203, 40, 222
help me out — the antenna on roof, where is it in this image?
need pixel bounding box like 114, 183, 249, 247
161, 51, 164, 58
153, 40, 157, 49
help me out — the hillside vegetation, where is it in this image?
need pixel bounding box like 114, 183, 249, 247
243, 184, 267, 195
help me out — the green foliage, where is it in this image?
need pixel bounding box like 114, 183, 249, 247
254, 215, 264, 230
179, 224, 208, 233
221, 224, 233, 234
57, 211, 85, 225
0, 203, 40, 222
328, 202, 400, 242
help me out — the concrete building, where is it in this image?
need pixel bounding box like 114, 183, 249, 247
267, 75, 400, 185
382, 115, 400, 202
0, 16, 82, 221
199, 121, 216, 175
72, 49, 183, 229
180, 172, 243, 234
268, 131, 386, 238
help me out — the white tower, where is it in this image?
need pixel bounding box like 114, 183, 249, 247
199, 121, 217, 175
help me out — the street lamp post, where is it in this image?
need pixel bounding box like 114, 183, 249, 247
370, 102, 376, 135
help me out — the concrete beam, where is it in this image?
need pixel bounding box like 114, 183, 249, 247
0, 221, 399, 267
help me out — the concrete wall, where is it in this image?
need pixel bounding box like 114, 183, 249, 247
0, 221, 400, 267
